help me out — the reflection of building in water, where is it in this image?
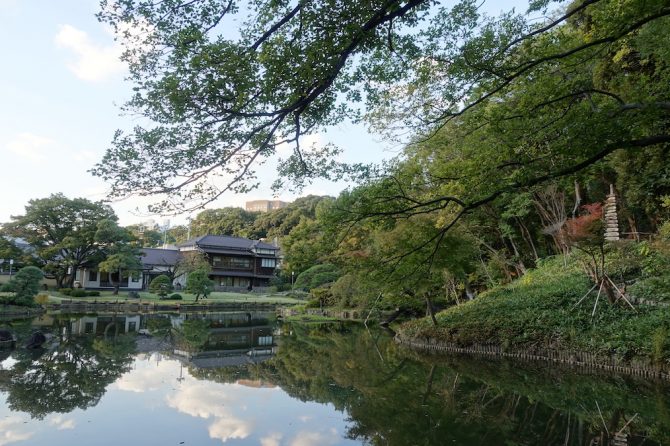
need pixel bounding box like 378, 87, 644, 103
207, 325, 274, 349
171, 311, 273, 329
178, 348, 277, 369
236, 379, 276, 389
171, 313, 278, 369
67, 315, 141, 336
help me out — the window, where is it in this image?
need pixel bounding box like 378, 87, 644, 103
131, 274, 140, 283
261, 258, 276, 268
219, 277, 234, 286
258, 335, 273, 346
128, 322, 137, 332
213, 256, 251, 269
88, 270, 98, 282
255, 248, 276, 255
84, 322, 95, 334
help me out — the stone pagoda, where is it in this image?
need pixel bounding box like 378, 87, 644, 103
604, 184, 620, 241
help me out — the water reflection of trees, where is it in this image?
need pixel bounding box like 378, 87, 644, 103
0, 316, 135, 420
258, 323, 670, 446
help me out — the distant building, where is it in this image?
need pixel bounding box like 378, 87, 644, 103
245, 200, 289, 213
179, 235, 279, 290
75, 234, 279, 292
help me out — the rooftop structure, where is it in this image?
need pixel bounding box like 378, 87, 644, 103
245, 200, 289, 213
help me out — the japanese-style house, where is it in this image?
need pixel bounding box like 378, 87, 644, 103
178, 235, 279, 290
74, 234, 279, 292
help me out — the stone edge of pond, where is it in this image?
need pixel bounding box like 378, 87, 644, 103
395, 333, 670, 381
46, 301, 284, 313
0, 305, 45, 317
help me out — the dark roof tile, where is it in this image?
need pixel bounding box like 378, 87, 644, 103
178, 235, 277, 251
141, 248, 180, 266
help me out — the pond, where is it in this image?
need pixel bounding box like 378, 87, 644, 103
0, 311, 669, 445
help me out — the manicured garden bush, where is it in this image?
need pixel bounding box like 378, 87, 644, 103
0, 266, 43, 306
185, 270, 214, 302
169, 293, 183, 300
149, 275, 173, 298
294, 264, 340, 290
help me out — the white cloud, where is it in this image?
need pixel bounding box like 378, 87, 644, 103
115, 355, 177, 393
208, 417, 253, 443
54, 24, 125, 82
289, 429, 340, 446
260, 432, 283, 446
48, 415, 76, 430
0, 418, 34, 446
4, 132, 55, 162
166, 381, 254, 443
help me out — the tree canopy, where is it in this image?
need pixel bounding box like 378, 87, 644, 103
3, 194, 119, 288
94, 0, 670, 215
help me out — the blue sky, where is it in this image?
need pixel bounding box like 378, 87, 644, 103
0, 0, 530, 227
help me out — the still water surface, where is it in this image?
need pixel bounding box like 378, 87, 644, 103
0, 311, 669, 445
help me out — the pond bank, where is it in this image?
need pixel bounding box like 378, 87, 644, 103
0, 304, 44, 317
396, 257, 670, 379
47, 300, 284, 313
395, 333, 670, 381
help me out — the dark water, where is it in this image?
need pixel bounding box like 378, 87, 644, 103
0, 312, 669, 445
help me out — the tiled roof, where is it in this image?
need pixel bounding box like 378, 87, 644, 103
178, 235, 277, 251
141, 248, 180, 266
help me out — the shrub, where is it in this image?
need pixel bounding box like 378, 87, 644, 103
87, 291, 100, 297
605, 240, 645, 282
269, 276, 291, 292
149, 275, 173, 298
630, 276, 670, 301
294, 264, 340, 290
169, 293, 183, 300
2, 266, 43, 306
128, 291, 141, 299
70, 289, 88, 297
185, 269, 214, 301
652, 326, 669, 364
59, 288, 73, 296
308, 287, 336, 308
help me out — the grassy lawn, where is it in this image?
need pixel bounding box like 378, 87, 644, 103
47, 290, 304, 305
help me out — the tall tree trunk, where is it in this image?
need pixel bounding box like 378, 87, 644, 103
627, 216, 639, 241
67, 273, 76, 288
508, 236, 527, 275
533, 185, 568, 255
464, 278, 476, 301
425, 295, 438, 326
516, 217, 539, 261
572, 180, 582, 218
